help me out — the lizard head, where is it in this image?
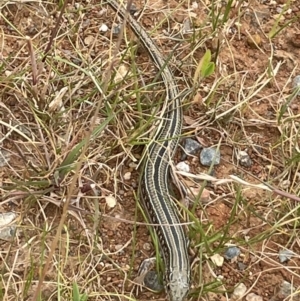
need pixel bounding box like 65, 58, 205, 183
165, 268, 190, 301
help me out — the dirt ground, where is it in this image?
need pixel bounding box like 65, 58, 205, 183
0, 0, 300, 300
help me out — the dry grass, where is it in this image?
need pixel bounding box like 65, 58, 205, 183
0, 0, 300, 300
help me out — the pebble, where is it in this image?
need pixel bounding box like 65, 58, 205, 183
112, 24, 121, 35
237, 150, 252, 167
184, 138, 202, 156
5, 70, 12, 76
115, 64, 129, 82
200, 148, 220, 166
278, 249, 294, 263
128, 3, 138, 14
144, 271, 164, 292
0, 226, 16, 241
224, 246, 241, 260
0, 150, 11, 167
182, 19, 191, 34
278, 281, 296, 299
115, 244, 123, 251
84, 35, 94, 46
0, 212, 16, 226
176, 161, 190, 172
246, 34, 262, 48
290, 33, 300, 48
232, 283, 247, 300
210, 254, 224, 267
237, 261, 247, 271
191, 1, 198, 9
124, 172, 131, 180
105, 195, 117, 208
292, 75, 300, 95
188, 187, 211, 203
128, 162, 138, 169
200, 188, 211, 203
99, 23, 108, 32
143, 242, 151, 251
246, 293, 263, 301
0, 212, 17, 241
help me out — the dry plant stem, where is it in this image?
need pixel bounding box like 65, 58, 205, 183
26, 37, 38, 85
32, 1, 133, 300
42, 0, 68, 62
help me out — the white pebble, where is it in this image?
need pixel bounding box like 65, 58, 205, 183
124, 172, 131, 180
246, 293, 263, 301
105, 195, 117, 208
210, 254, 224, 267
128, 162, 138, 168
232, 283, 247, 300
99, 23, 108, 32
143, 242, 151, 251
176, 161, 190, 172
191, 1, 198, 9
115, 244, 123, 251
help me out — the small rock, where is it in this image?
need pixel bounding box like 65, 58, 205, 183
0, 212, 17, 241
292, 75, 300, 95
128, 162, 138, 169
0, 212, 16, 226
128, 3, 138, 14
115, 64, 129, 82
115, 244, 123, 251
184, 138, 202, 156
278, 281, 296, 299
112, 24, 121, 35
99, 23, 108, 32
246, 293, 263, 301
124, 172, 131, 180
237, 150, 252, 167
278, 249, 294, 263
246, 34, 262, 48
237, 261, 247, 271
289, 33, 300, 48
254, 9, 270, 22
84, 35, 94, 46
188, 187, 211, 203
144, 271, 164, 292
182, 19, 191, 34
281, 180, 290, 189
0, 150, 11, 167
143, 242, 151, 251
200, 188, 211, 203
0, 226, 16, 241
217, 274, 224, 281
5, 70, 13, 77
200, 148, 220, 166
232, 283, 247, 300
273, 14, 285, 22
210, 254, 224, 267
174, 13, 185, 24
224, 246, 240, 260
176, 161, 190, 172
105, 195, 117, 208
191, 1, 198, 9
